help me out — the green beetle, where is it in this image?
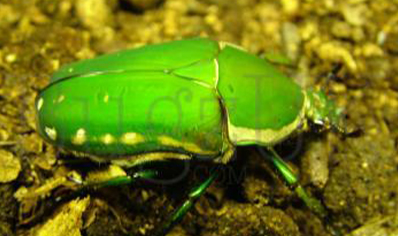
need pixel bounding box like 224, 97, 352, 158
35, 38, 344, 233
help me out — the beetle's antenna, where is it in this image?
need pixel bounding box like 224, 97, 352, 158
334, 120, 363, 138
322, 63, 343, 94
324, 64, 363, 137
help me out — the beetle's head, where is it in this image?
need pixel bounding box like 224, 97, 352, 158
304, 89, 345, 133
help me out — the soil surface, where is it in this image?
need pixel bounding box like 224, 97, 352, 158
1, 0, 398, 236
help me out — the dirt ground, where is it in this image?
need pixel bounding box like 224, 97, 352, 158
1, 0, 398, 236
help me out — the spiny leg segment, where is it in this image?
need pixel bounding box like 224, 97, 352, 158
263, 147, 327, 218
159, 169, 219, 235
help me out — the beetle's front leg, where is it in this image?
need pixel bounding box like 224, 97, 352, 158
264, 147, 345, 236
262, 147, 327, 218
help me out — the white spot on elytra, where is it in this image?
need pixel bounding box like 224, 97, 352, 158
72, 128, 87, 145
57, 95, 65, 103
103, 94, 109, 103
214, 58, 219, 87
37, 98, 44, 111
101, 133, 115, 145
45, 127, 57, 141
121, 132, 145, 145
157, 135, 206, 154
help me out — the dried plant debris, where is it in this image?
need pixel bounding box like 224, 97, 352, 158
0, 149, 21, 183
28, 197, 90, 236
348, 212, 398, 236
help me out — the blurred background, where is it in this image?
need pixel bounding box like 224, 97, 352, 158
1, 0, 398, 235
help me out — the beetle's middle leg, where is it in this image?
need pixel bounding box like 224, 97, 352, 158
157, 149, 234, 235
158, 167, 219, 235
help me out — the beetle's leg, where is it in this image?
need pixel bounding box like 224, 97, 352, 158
59, 169, 158, 203
266, 147, 327, 219
80, 169, 157, 189
159, 168, 219, 235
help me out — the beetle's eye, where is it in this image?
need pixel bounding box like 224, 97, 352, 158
308, 121, 326, 133
314, 119, 324, 126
